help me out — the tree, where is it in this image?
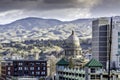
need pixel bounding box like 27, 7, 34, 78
69, 58, 74, 68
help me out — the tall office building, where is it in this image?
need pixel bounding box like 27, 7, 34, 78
92, 18, 110, 68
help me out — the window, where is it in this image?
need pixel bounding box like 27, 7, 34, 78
36, 63, 40, 65
99, 26, 107, 31
41, 63, 46, 66
8, 67, 10, 70
38, 67, 40, 70
118, 38, 120, 42
91, 75, 96, 79
32, 71, 34, 75
19, 62, 23, 65
30, 67, 34, 70
118, 51, 120, 54
24, 67, 28, 70
8, 71, 10, 75
118, 32, 120, 36
36, 72, 40, 75
41, 72, 45, 75
43, 67, 46, 70
91, 68, 96, 73
30, 63, 34, 66
118, 45, 120, 49
18, 67, 22, 70
99, 32, 107, 36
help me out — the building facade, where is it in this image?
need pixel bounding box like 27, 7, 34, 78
111, 16, 120, 69
0, 60, 47, 80
56, 58, 120, 80
92, 18, 110, 69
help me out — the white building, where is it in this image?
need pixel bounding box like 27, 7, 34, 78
111, 16, 120, 69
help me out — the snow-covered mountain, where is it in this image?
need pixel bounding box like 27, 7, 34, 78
0, 17, 92, 42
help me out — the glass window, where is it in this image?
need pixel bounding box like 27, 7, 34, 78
99, 47, 107, 51
118, 38, 120, 42
118, 32, 120, 36
99, 32, 107, 36
118, 45, 120, 49
99, 26, 107, 31
118, 51, 120, 54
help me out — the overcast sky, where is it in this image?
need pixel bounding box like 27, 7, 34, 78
0, 0, 120, 24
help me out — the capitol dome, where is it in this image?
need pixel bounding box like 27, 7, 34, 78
65, 30, 80, 48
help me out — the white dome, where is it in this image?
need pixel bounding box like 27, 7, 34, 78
66, 31, 80, 47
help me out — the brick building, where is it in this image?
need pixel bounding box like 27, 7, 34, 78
0, 60, 47, 80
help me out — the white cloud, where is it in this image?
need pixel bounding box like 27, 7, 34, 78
0, 8, 92, 24
0, 10, 28, 24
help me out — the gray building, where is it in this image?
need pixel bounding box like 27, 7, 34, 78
92, 18, 110, 68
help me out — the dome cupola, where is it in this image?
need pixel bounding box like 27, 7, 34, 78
65, 30, 80, 48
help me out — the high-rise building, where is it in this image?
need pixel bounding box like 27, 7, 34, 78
92, 16, 120, 70
111, 16, 120, 69
92, 18, 110, 68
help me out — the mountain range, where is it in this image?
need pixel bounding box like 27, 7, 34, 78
0, 17, 92, 43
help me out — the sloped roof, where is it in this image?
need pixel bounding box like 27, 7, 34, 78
56, 58, 69, 65
85, 58, 103, 68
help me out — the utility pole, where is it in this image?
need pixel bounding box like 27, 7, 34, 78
108, 17, 112, 80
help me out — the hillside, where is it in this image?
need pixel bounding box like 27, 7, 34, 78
0, 17, 92, 42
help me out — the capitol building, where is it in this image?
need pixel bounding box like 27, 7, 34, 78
64, 30, 82, 59
61, 30, 85, 68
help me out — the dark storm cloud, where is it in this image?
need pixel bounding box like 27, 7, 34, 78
0, 0, 120, 24
91, 0, 120, 17
0, 0, 119, 13
0, 0, 100, 12
44, 0, 74, 4
0, 0, 39, 12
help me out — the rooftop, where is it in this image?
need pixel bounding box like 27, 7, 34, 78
56, 58, 69, 65
85, 58, 103, 68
